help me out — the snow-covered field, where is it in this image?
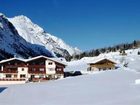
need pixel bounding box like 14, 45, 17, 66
0, 70, 140, 105
0, 48, 140, 105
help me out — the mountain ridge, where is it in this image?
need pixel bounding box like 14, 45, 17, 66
8, 15, 81, 57
0, 13, 54, 59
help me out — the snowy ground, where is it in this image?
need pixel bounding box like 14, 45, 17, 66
0, 48, 140, 105
0, 70, 140, 105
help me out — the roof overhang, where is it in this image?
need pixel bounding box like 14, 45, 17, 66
0, 55, 67, 66
0, 58, 25, 64
88, 58, 116, 65
26, 55, 67, 66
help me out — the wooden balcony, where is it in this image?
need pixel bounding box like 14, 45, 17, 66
28, 65, 45, 68
0, 69, 18, 73
28, 65, 46, 74
55, 67, 64, 74
3, 64, 27, 68
28, 70, 46, 74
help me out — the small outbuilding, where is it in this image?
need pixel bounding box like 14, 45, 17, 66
88, 58, 116, 71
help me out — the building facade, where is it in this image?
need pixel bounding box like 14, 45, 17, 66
0, 56, 66, 82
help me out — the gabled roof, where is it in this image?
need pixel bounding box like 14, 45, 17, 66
26, 55, 67, 66
0, 58, 25, 64
25, 55, 48, 62
0, 55, 67, 66
88, 58, 116, 65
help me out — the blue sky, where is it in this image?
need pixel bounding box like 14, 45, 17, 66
0, 0, 140, 51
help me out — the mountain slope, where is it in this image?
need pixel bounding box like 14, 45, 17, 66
0, 13, 53, 59
9, 15, 81, 57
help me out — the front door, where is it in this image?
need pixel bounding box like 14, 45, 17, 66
30, 75, 35, 81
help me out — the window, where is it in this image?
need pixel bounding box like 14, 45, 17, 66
48, 62, 53, 65
32, 68, 36, 71
31, 75, 35, 79
22, 68, 24, 71
39, 75, 44, 78
48, 68, 54, 71
6, 74, 12, 78
57, 68, 62, 71
39, 68, 45, 72
20, 74, 26, 78
14, 75, 17, 78
103, 68, 106, 70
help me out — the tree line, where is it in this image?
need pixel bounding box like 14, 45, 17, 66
66, 40, 140, 61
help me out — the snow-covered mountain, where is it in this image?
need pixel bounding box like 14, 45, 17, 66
8, 15, 81, 57
0, 13, 53, 59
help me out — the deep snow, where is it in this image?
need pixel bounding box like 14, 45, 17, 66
0, 70, 140, 105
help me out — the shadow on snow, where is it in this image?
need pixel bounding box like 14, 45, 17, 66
0, 87, 7, 93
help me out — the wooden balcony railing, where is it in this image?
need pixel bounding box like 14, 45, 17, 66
28, 69, 46, 74
28, 65, 45, 74
0, 69, 18, 73
28, 71, 46, 74
28, 65, 45, 68
3, 64, 27, 68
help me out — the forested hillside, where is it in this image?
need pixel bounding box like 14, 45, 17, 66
68, 40, 140, 60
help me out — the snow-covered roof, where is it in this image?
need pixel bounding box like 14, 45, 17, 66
50, 58, 67, 66
26, 55, 67, 66
88, 57, 116, 64
0, 56, 67, 66
25, 55, 48, 62
0, 58, 25, 64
